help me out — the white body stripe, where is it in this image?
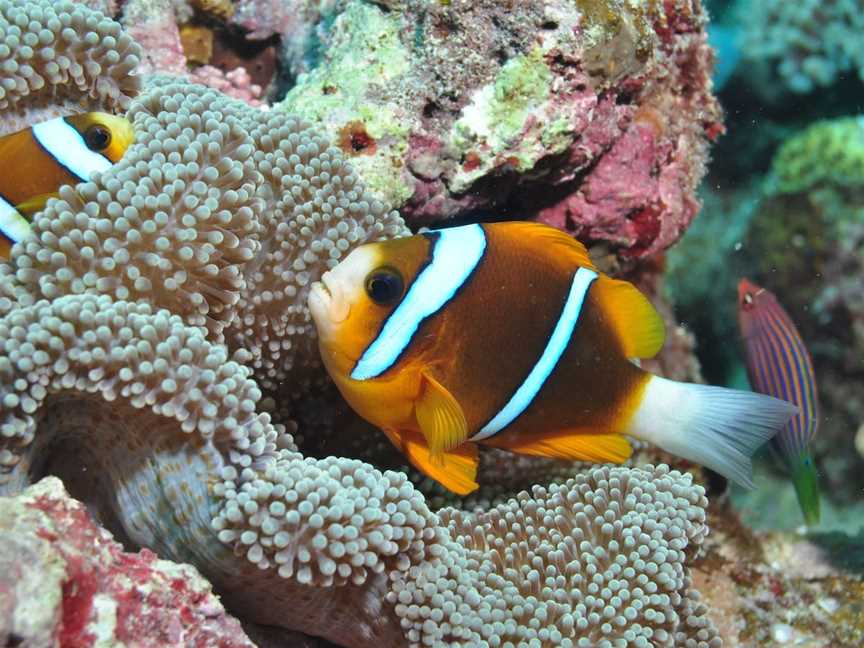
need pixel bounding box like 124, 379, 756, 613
0, 196, 31, 243
471, 266, 598, 441
351, 224, 487, 381
32, 117, 111, 181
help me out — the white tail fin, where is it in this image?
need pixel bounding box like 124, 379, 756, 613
627, 375, 797, 488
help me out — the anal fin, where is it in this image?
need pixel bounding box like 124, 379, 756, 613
399, 428, 479, 495
494, 430, 633, 464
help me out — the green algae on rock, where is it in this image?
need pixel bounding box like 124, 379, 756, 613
772, 116, 864, 195
279, 1, 413, 207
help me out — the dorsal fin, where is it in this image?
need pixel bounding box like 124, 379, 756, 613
494, 222, 596, 271
593, 276, 666, 358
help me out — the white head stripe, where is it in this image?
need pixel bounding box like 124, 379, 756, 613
32, 117, 112, 181
0, 196, 31, 243
351, 224, 487, 381
472, 266, 598, 440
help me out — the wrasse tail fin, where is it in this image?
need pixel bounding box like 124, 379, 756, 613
399, 428, 479, 495
594, 276, 666, 359
416, 371, 469, 457
628, 375, 797, 488
495, 222, 596, 271
491, 431, 632, 464
790, 452, 821, 526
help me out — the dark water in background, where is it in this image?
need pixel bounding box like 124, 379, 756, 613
667, 0, 864, 533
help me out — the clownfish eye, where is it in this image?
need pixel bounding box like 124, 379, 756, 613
84, 124, 112, 151
365, 267, 404, 306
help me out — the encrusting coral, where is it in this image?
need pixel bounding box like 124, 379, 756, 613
0, 0, 141, 136
0, 1, 727, 646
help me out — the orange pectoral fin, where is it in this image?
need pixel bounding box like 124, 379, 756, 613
593, 276, 666, 359
15, 193, 57, 218
400, 429, 479, 495
415, 371, 469, 458
494, 431, 633, 464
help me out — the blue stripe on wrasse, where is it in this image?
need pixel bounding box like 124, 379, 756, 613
350, 224, 488, 381
0, 195, 30, 245
471, 266, 599, 441
742, 294, 818, 459
32, 117, 112, 182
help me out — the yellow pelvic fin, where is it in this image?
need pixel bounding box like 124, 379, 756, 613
496, 221, 596, 271
399, 428, 479, 495
496, 431, 633, 464
15, 193, 57, 218
594, 276, 666, 358
415, 371, 469, 458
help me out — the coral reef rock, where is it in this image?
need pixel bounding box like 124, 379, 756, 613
0, 476, 255, 647
277, 0, 722, 259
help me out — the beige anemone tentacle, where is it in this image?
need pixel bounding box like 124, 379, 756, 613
0, 0, 141, 135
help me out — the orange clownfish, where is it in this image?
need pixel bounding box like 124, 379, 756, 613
309, 222, 796, 494
0, 112, 134, 260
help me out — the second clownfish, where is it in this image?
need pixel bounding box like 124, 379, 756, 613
0, 112, 134, 260
309, 222, 796, 494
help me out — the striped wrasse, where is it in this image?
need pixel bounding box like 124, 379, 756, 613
0, 112, 134, 260
738, 278, 821, 526
307, 221, 796, 494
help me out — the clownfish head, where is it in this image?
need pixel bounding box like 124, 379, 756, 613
308, 234, 428, 376
65, 112, 136, 162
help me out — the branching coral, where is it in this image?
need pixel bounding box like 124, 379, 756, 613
0, 0, 141, 135
740, 0, 864, 96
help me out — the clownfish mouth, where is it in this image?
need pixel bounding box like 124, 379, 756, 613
309, 271, 350, 328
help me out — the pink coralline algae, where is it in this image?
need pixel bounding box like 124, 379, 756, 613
190, 65, 264, 106
277, 0, 723, 260
0, 477, 255, 648
121, 0, 265, 105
